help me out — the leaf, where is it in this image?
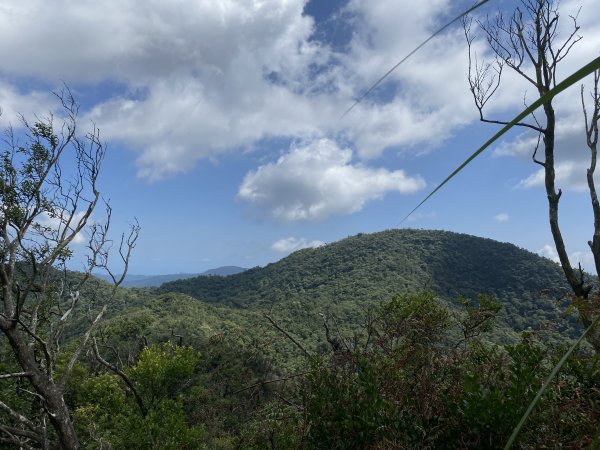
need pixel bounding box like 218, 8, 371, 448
504, 312, 600, 449
401, 56, 600, 222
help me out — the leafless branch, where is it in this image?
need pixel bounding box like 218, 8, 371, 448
92, 338, 147, 417
231, 371, 309, 396
0, 400, 42, 434
265, 314, 312, 359
0, 372, 30, 380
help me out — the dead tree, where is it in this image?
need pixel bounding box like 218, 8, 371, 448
464, 0, 600, 351
0, 88, 140, 449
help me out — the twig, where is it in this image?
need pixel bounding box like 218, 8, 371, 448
265, 315, 311, 358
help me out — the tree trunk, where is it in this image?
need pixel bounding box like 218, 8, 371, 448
4, 329, 79, 450
542, 103, 600, 352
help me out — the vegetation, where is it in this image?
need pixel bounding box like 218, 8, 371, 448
160, 229, 581, 347
6, 221, 599, 448
0, 88, 139, 449
2, 0, 600, 447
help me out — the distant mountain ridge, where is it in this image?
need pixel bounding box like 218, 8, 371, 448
93, 266, 247, 288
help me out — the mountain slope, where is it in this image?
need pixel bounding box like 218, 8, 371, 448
201, 266, 247, 276
159, 229, 581, 339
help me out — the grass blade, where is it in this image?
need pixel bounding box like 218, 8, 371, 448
401, 56, 600, 223
504, 312, 600, 449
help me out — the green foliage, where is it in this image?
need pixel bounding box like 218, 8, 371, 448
127, 343, 199, 402
73, 343, 204, 449
249, 292, 600, 450
458, 294, 502, 341
5, 232, 592, 448
295, 291, 456, 449
159, 229, 580, 351
457, 337, 547, 446
302, 357, 391, 449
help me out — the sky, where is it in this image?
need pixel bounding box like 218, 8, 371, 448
1, 0, 599, 275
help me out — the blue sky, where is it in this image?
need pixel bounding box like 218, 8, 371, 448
1, 0, 599, 275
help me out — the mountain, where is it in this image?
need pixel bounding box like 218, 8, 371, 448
201, 266, 248, 277
158, 229, 583, 342
93, 266, 247, 288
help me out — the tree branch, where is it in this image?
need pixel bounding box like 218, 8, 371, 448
265, 315, 312, 359
92, 338, 147, 417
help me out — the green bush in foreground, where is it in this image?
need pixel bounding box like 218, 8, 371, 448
241, 292, 600, 449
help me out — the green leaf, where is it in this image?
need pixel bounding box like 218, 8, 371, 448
402, 56, 600, 222
504, 312, 600, 449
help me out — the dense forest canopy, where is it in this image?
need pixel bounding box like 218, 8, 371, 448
159, 229, 580, 340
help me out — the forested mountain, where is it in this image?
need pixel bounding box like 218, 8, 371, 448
159, 229, 580, 340
202, 266, 248, 276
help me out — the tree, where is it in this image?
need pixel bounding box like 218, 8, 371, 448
464, 0, 600, 350
76, 342, 204, 449
0, 88, 140, 449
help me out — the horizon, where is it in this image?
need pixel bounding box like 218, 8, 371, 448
1, 0, 599, 274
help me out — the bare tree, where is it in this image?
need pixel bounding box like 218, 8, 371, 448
464, 0, 600, 350
0, 88, 140, 449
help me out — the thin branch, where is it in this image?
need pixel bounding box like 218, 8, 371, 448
0, 400, 41, 433
265, 315, 312, 359
58, 303, 108, 390
231, 372, 309, 396
92, 338, 147, 417
0, 372, 30, 380
0, 436, 37, 450
532, 132, 545, 167
479, 117, 545, 133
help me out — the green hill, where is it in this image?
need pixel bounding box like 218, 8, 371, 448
158, 229, 581, 342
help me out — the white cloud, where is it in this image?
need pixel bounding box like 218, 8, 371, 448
493, 213, 509, 222
0, 0, 597, 181
569, 249, 595, 270
537, 244, 595, 271
538, 244, 560, 263
0, 82, 56, 127
238, 138, 425, 221
519, 160, 597, 192
34, 211, 88, 245
485, 0, 600, 193
0, 0, 504, 180
271, 237, 325, 253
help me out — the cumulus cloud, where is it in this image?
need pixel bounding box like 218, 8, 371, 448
34, 211, 88, 245
0, 82, 56, 127
1, 0, 596, 181
0, 0, 502, 180
569, 249, 595, 270
519, 159, 599, 192
538, 244, 560, 263
493, 213, 509, 222
485, 0, 600, 193
238, 138, 425, 221
538, 244, 595, 271
271, 237, 325, 253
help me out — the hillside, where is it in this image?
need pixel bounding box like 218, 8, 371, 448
159, 229, 581, 341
